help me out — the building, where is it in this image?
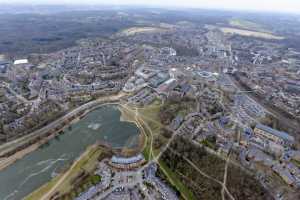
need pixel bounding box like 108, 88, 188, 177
160, 47, 177, 56
111, 154, 144, 164
13, 59, 28, 65
285, 83, 300, 94
157, 78, 178, 94
0, 61, 10, 73
289, 150, 300, 162
254, 124, 295, 145
272, 164, 296, 186
149, 72, 170, 88
267, 141, 285, 156
109, 154, 146, 169
135, 67, 157, 80
169, 115, 183, 130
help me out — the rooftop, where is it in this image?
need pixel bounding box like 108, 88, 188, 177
255, 124, 295, 142
14, 59, 28, 65
0, 61, 10, 65
111, 154, 144, 164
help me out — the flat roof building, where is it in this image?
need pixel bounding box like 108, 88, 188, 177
157, 78, 177, 94
14, 59, 28, 65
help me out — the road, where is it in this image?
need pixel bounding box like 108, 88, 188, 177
119, 86, 258, 200
221, 154, 234, 200
0, 93, 125, 170
36, 94, 245, 200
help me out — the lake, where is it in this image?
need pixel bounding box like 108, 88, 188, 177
0, 105, 140, 200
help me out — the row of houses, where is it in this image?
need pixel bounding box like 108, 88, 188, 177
109, 154, 146, 170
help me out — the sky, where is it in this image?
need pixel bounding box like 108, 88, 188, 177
1, 0, 300, 14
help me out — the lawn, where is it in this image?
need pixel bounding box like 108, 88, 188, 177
118, 103, 157, 160
139, 105, 172, 157
142, 139, 152, 161
229, 18, 270, 33
119, 27, 168, 36
25, 175, 62, 200
138, 100, 162, 124
220, 27, 284, 40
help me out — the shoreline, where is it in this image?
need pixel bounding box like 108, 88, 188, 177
0, 99, 145, 172
117, 105, 146, 156
0, 112, 85, 172
0, 93, 126, 156
0, 96, 118, 172
24, 143, 103, 200
23, 105, 145, 200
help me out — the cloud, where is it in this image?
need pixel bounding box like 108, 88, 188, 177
1, 0, 300, 13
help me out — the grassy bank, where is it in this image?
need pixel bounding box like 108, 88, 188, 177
137, 100, 166, 158
118, 104, 137, 124
118, 104, 146, 157
158, 160, 196, 200
25, 144, 103, 200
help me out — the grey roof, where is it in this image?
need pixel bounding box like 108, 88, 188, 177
0, 61, 10, 65
255, 124, 295, 142
181, 84, 192, 93
111, 154, 144, 164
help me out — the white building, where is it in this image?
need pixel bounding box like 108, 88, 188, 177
14, 59, 29, 65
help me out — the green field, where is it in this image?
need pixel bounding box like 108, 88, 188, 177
229, 18, 270, 33
221, 27, 284, 40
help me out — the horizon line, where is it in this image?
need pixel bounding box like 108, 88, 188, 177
0, 3, 299, 16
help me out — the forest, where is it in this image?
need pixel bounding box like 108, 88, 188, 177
160, 136, 273, 200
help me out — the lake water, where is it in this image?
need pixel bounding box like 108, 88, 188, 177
0, 105, 140, 200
